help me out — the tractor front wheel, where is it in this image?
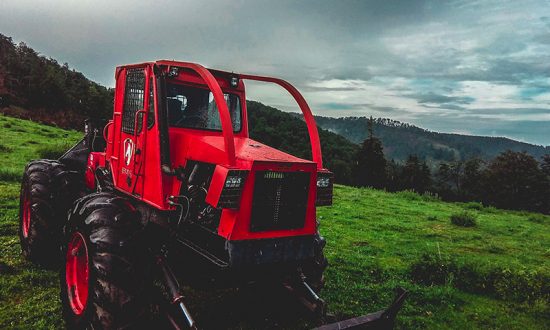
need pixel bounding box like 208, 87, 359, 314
60, 192, 151, 329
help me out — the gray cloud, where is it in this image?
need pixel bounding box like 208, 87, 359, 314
0, 0, 548, 144
416, 93, 475, 105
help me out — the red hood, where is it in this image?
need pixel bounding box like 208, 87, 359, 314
168, 129, 315, 168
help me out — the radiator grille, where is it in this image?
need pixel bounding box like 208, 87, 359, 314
250, 171, 310, 232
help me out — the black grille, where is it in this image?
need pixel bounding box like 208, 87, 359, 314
250, 171, 310, 232
122, 68, 145, 134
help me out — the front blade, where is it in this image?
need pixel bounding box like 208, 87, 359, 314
314, 288, 408, 330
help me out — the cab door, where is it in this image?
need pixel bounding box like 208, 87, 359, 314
117, 67, 151, 196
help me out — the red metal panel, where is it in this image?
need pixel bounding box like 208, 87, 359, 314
205, 165, 230, 208
85, 152, 106, 190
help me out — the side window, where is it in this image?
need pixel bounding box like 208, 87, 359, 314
121, 68, 145, 134
147, 77, 155, 129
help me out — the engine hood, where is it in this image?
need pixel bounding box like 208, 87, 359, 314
168, 129, 316, 168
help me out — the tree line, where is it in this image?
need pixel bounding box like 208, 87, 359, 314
0, 33, 113, 127
355, 118, 550, 214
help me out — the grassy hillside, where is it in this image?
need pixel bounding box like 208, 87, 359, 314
0, 115, 548, 329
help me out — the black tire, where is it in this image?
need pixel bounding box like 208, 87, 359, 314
19, 159, 84, 266
303, 234, 328, 292
60, 192, 151, 329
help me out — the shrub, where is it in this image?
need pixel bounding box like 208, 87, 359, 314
464, 201, 483, 210
36, 143, 72, 159
426, 215, 438, 221
410, 253, 454, 286
395, 190, 440, 202
450, 212, 477, 227
409, 253, 550, 303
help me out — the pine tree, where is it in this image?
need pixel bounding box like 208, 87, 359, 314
483, 151, 548, 213
401, 155, 431, 193
354, 116, 387, 188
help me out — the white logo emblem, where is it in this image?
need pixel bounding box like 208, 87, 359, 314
123, 138, 134, 166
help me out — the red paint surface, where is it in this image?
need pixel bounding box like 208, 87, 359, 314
65, 232, 89, 315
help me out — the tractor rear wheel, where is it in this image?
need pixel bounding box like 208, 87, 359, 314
60, 192, 151, 329
19, 159, 83, 266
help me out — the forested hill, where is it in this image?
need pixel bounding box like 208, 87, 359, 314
0, 33, 113, 128
313, 116, 549, 163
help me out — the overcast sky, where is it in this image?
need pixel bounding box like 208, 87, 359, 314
1, 0, 549, 145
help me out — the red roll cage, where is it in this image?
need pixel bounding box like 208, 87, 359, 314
156, 61, 323, 169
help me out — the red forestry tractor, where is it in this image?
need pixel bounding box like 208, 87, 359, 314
18, 60, 406, 329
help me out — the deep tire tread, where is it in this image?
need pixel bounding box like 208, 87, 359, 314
61, 192, 150, 329
19, 159, 84, 266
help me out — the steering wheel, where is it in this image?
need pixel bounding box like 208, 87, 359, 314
175, 114, 205, 127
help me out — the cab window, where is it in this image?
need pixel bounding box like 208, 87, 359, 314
166, 83, 241, 132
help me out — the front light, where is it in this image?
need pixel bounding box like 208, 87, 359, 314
316, 171, 333, 206
225, 176, 243, 188
217, 170, 248, 209
317, 176, 331, 188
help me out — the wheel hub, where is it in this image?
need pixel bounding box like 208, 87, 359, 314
65, 232, 89, 315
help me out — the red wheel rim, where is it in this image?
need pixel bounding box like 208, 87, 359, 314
22, 188, 31, 238
65, 232, 89, 315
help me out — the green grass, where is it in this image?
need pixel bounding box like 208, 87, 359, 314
0, 115, 549, 329
318, 186, 549, 329
0, 114, 80, 182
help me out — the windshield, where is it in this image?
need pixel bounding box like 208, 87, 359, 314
166, 82, 242, 132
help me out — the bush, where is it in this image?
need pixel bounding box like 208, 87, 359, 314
395, 190, 440, 202
36, 143, 72, 159
464, 201, 484, 210
450, 212, 477, 227
410, 253, 453, 286
409, 253, 550, 303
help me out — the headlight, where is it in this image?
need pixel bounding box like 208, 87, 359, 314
316, 171, 333, 206
217, 170, 248, 209
225, 175, 243, 188
317, 176, 331, 188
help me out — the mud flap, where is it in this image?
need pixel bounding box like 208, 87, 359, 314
314, 288, 408, 330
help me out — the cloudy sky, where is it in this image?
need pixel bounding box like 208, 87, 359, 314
1, 0, 549, 145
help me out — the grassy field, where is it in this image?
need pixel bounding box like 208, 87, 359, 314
0, 114, 549, 329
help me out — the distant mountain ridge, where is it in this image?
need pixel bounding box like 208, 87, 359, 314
312, 115, 549, 164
